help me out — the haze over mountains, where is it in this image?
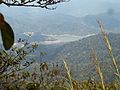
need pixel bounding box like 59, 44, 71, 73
1, 0, 120, 16
1, 3, 120, 62
1, 10, 120, 36
1, 0, 120, 38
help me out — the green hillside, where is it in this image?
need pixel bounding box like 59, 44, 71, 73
52, 33, 120, 81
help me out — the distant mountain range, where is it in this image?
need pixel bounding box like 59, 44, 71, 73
5, 11, 120, 36
81, 12, 120, 33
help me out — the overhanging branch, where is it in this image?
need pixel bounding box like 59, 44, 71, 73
1, 0, 70, 9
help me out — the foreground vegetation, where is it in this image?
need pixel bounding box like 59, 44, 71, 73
0, 62, 119, 90
0, 22, 120, 90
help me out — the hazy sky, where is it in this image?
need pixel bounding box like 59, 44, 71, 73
0, 0, 120, 17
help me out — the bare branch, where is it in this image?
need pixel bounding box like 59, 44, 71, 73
1, 0, 70, 9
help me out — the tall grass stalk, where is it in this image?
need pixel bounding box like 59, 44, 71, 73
91, 50, 105, 90
63, 59, 73, 90
97, 20, 120, 81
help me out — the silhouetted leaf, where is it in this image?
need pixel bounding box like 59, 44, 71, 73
1, 21, 14, 50
21, 0, 25, 3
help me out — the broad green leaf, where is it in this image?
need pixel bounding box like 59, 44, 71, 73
0, 21, 14, 50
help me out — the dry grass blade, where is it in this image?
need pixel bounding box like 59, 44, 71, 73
63, 59, 73, 90
91, 49, 105, 90
96, 19, 120, 81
